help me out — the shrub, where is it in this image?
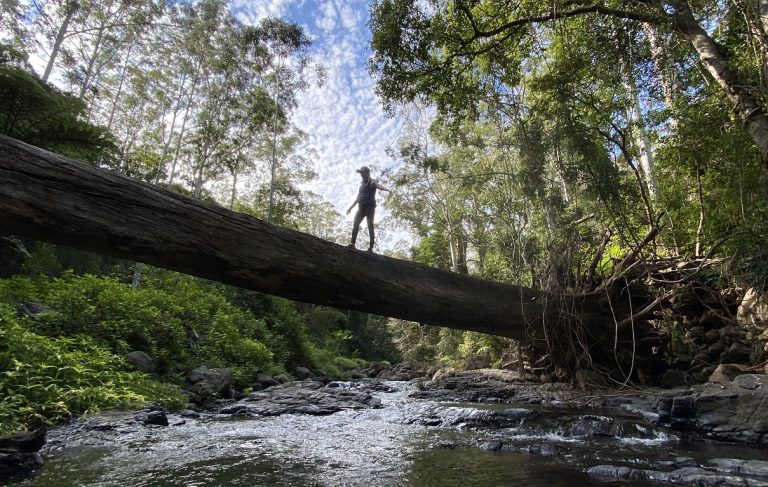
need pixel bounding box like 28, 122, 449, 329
0, 305, 185, 433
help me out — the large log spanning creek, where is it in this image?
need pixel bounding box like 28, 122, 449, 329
2, 135, 768, 486
0, 134, 659, 373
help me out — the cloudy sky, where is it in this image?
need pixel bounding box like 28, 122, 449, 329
232, 0, 404, 222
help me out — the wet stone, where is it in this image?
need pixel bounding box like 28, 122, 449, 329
217, 381, 383, 417
143, 411, 169, 426
588, 464, 768, 486
709, 459, 768, 478
480, 440, 503, 451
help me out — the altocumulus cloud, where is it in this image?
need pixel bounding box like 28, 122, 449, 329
231, 0, 403, 220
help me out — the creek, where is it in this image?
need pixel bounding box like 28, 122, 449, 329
10, 381, 768, 486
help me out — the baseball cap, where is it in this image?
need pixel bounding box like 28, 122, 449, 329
356, 166, 370, 173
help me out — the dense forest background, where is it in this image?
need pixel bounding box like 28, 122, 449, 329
1, 0, 768, 433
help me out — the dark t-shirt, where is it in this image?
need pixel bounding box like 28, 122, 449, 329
357, 179, 378, 207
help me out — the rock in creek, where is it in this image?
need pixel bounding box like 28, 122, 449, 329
411, 368, 575, 404
218, 380, 383, 416
255, 372, 280, 389
185, 366, 233, 403
0, 427, 46, 480
610, 374, 768, 445
588, 463, 768, 486
708, 459, 768, 478
142, 411, 169, 426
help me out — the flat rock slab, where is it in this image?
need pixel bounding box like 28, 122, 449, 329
411, 372, 575, 404
219, 380, 383, 416
588, 464, 768, 486
609, 374, 768, 445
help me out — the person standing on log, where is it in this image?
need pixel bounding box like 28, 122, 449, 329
346, 166, 390, 252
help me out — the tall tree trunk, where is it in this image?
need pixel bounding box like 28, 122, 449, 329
106, 40, 135, 132
167, 65, 201, 189
642, 23, 678, 113
695, 160, 705, 257
673, 0, 768, 167
42, 0, 79, 83
229, 170, 238, 209
78, 24, 106, 101
624, 66, 658, 199
155, 73, 187, 185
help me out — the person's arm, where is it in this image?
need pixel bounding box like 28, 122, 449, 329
375, 182, 391, 193
346, 196, 358, 215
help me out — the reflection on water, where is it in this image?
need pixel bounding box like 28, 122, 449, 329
12, 382, 765, 487
404, 446, 629, 487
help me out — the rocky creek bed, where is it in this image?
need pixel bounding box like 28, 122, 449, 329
4, 370, 768, 486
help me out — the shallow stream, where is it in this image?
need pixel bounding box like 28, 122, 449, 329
11, 382, 768, 486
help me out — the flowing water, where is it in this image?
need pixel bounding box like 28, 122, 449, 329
10, 382, 767, 486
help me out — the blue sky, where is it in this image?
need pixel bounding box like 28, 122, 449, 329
232, 0, 404, 220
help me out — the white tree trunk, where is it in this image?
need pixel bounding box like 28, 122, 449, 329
42, 1, 78, 82
673, 0, 768, 167
642, 23, 678, 112
624, 72, 658, 199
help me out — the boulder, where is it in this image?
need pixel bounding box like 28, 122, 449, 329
703, 329, 721, 344
0, 449, 43, 480
218, 381, 382, 417
363, 362, 388, 378
186, 367, 233, 401
294, 367, 314, 380
699, 309, 724, 329
708, 364, 747, 383
464, 354, 492, 370
672, 355, 694, 369
255, 373, 279, 389
738, 288, 768, 327
708, 458, 768, 478
432, 367, 456, 381
588, 464, 768, 486
688, 374, 768, 443
143, 410, 168, 426
0, 427, 46, 480
125, 351, 155, 373
660, 369, 688, 388
719, 326, 747, 342
720, 342, 752, 363
273, 374, 291, 383
346, 369, 366, 379
0, 427, 46, 453
707, 342, 724, 357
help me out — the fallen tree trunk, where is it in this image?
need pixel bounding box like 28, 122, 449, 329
0, 135, 664, 378
0, 135, 553, 339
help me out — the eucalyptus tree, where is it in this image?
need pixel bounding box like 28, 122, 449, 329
234, 129, 319, 226
369, 0, 768, 167
0, 0, 28, 55
65, 0, 163, 103
295, 192, 345, 243
21, 0, 83, 83
176, 4, 311, 202
9, 0, 162, 95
